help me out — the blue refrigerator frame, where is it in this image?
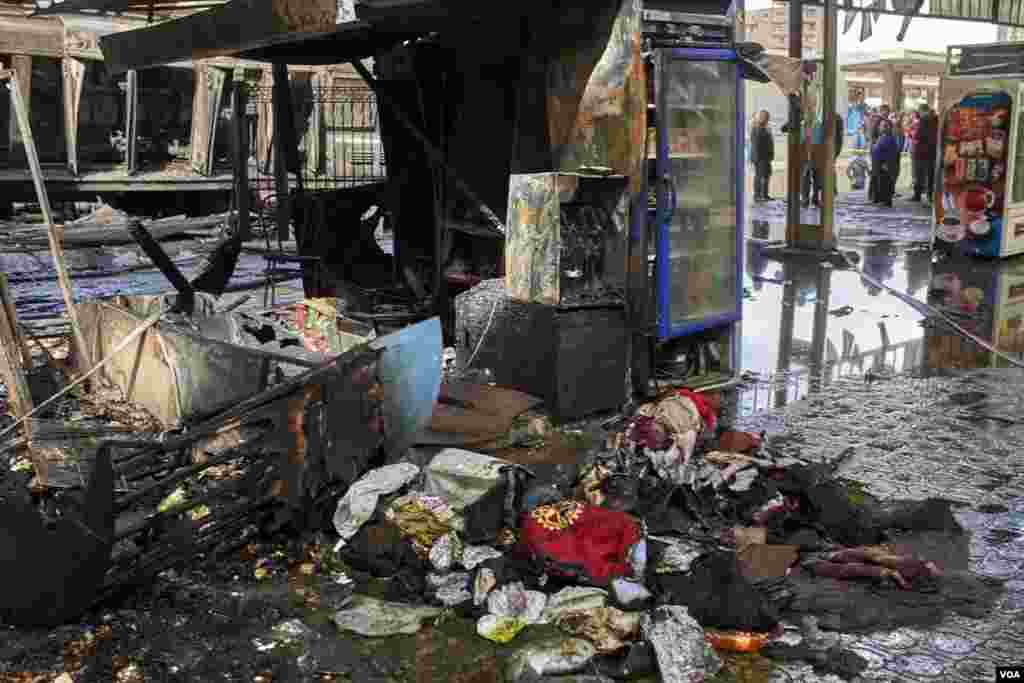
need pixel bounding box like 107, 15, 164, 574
650, 47, 745, 342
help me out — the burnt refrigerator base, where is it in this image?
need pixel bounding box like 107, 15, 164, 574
455, 279, 629, 423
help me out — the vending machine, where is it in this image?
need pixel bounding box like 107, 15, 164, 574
934, 42, 1024, 258
925, 254, 1024, 371
630, 8, 747, 393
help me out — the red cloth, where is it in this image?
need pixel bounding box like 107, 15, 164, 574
677, 388, 717, 433
516, 503, 641, 585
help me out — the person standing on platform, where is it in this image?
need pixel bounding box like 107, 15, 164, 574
911, 103, 938, 204
750, 110, 775, 202
872, 120, 901, 207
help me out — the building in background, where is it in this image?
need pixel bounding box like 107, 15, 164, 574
744, 1, 824, 58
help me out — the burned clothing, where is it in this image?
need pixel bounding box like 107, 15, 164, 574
651, 552, 780, 632
516, 502, 642, 585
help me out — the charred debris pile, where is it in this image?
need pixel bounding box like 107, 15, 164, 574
0, 274, 1002, 681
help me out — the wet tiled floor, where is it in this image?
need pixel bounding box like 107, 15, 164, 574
730, 371, 1024, 681
729, 193, 1024, 681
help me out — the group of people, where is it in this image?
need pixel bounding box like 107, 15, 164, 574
748, 100, 939, 209
749, 108, 843, 206
861, 103, 938, 207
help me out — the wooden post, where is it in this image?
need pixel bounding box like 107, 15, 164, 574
271, 62, 292, 242
125, 70, 139, 175
0, 265, 38, 483
0, 273, 32, 368
785, 0, 803, 244
3, 69, 95, 378
232, 69, 252, 241
8, 54, 30, 161
62, 58, 86, 176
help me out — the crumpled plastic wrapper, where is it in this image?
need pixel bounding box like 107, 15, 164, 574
476, 614, 528, 644
427, 572, 472, 607
333, 596, 442, 637
505, 637, 597, 681
474, 567, 497, 606
651, 536, 703, 574
610, 578, 652, 608
253, 619, 318, 652
429, 531, 464, 573
333, 464, 420, 550
542, 586, 609, 621
423, 449, 509, 511
641, 606, 722, 683
386, 493, 458, 553
488, 581, 548, 624
461, 544, 503, 570
555, 606, 642, 654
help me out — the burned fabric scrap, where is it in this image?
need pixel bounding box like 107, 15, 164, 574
332, 596, 442, 637
516, 501, 642, 585
555, 606, 641, 654
332, 463, 420, 549
505, 638, 597, 682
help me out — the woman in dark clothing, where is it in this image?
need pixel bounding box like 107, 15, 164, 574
871, 120, 901, 207
750, 110, 774, 202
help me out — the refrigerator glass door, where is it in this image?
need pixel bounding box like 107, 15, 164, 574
656, 52, 741, 339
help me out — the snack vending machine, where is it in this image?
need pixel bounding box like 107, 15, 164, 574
925, 255, 1024, 370
631, 8, 745, 393
935, 42, 1024, 258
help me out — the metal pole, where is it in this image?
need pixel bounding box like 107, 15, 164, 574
821, 0, 838, 246
809, 262, 832, 394
775, 259, 796, 408
785, 0, 804, 244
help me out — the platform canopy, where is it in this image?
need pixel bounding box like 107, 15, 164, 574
840, 48, 947, 75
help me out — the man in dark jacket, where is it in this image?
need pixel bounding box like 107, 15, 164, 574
911, 104, 937, 203
750, 110, 775, 202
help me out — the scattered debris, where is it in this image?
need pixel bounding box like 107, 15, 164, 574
332, 596, 443, 637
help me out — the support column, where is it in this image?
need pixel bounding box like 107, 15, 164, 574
785, 0, 803, 244
271, 62, 293, 242
62, 58, 86, 176
231, 68, 251, 241
808, 262, 833, 394
775, 259, 797, 408
820, 0, 837, 246
8, 54, 31, 161
125, 70, 139, 175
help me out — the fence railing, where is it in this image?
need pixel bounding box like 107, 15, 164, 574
251, 85, 387, 190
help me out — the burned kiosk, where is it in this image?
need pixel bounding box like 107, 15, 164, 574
98, 0, 752, 421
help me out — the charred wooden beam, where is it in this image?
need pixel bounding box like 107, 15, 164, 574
7, 55, 30, 160
126, 219, 196, 313
97, 0, 338, 74
125, 70, 139, 175
61, 58, 86, 177
231, 68, 252, 241
3, 68, 95, 380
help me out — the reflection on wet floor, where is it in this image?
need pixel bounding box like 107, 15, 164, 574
739, 193, 1024, 415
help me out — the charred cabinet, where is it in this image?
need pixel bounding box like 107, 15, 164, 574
632, 10, 744, 393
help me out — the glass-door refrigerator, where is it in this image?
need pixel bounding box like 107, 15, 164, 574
631, 16, 744, 394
